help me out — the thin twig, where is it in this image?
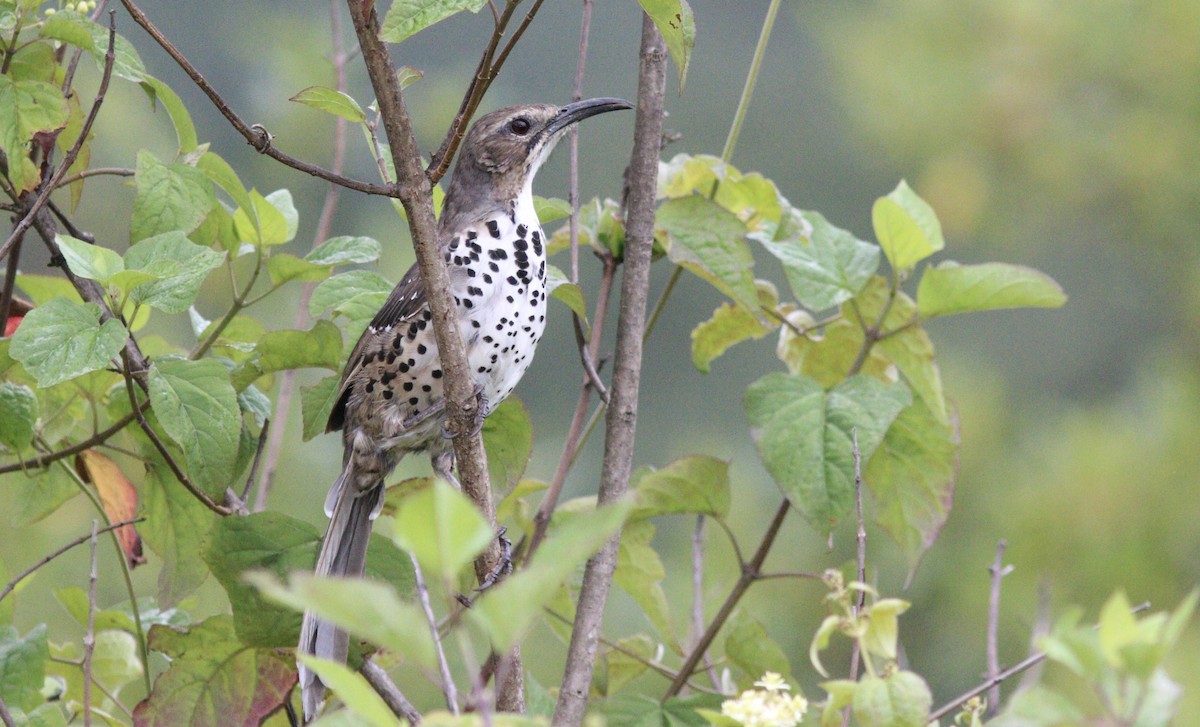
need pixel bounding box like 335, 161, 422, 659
553, 18, 668, 724
412, 555, 459, 714
0, 12, 116, 263
0, 518, 143, 603
986, 540, 1012, 715
361, 658, 422, 725
121, 356, 234, 516
719, 0, 783, 163
252, 0, 350, 512
843, 428, 866, 727
0, 235, 21, 334
239, 418, 271, 507
82, 521, 99, 727
526, 255, 616, 559
691, 515, 721, 691
117, 0, 393, 196
664, 500, 789, 699
929, 601, 1152, 722
55, 166, 134, 186
0, 695, 13, 727
0, 411, 137, 475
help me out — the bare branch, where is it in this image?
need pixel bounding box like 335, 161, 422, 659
361, 658, 422, 725
82, 520, 99, 727
252, 0, 350, 512
412, 555, 459, 714
664, 500, 789, 699
691, 516, 721, 691
987, 540, 1013, 715
55, 166, 135, 186
0, 695, 13, 727
0, 517, 144, 604
0, 411, 137, 475
118, 0, 394, 196
554, 17, 667, 723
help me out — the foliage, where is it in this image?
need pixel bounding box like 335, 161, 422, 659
0, 1, 1190, 727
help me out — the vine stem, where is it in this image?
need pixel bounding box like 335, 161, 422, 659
82, 521, 98, 727
0, 517, 144, 604
719, 0, 783, 164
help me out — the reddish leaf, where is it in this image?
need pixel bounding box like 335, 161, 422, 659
132, 616, 296, 727
76, 450, 146, 567
3, 315, 21, 337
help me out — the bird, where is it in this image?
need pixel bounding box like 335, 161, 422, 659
297, 97, 633, 721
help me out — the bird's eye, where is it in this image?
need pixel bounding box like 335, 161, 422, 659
509, 117, 531, 135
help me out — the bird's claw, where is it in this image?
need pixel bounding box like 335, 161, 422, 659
441, 386, 488, 440
476, 527, 512, 592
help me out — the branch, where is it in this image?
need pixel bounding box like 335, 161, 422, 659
553, 16, 667, 724
251, 0, 350, 512
664, 500, 789, 699
0, 11, 115, 263
0, 411, 137, 475
691, 515, 720, 690
412, 555, 459, 714
986, 540, 1012, 715
117, 0, 395, 196
0, 695, 12, 727
843, 428, 866, 727
82, 521, 99, 727
361, 658, 422, 725
0, 517, 144, 604
55, 166, 135, 186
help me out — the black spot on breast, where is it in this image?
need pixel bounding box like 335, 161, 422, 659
487, 220, 501, 238
382, 389, 393, 399
462, 299, 473, 309
449, 237, 460, 250
398, 362, 410, 373
516, 224, 528, 239
432, 369, 442, 378
409, 397, 419, 406
467, 267, 476, 278
489, 249, 507, 261
514, 238, 528, 251
482, 273, 492, 284
422, 384, 432, 393
403, 381, 414, 392
417, 344, 427, 354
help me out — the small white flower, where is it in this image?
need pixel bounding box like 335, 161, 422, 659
720, 672, 808, 727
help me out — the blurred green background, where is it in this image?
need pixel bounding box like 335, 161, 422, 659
3, 0, 1198, 719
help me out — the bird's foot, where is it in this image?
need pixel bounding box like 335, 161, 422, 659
431, 450, 461, 490
441, 385, 488, 440
476, 527, 513, 592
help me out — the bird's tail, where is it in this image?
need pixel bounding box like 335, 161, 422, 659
298, 461, 385, 722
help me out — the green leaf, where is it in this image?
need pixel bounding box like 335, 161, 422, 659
140, 75, 198, 154
8, 468, 76, 526
690, 280, 778, 373
380, 0, 488, 44
871, 180, 943, 271
744, 373, 911, 531
232, 320, 344, 390
141, 465, 215, 606
310, 270, 394, 318
91, 629, 143, 694
391, 478, 493, 582
295, 656, 396, 727
632, 455, 730, 519
545, 265, 588, 326
725, 612, 792, 688
305, 236, 382, 267
916, 261, 1068, 318
395, 65, 424, 90
196, 151, 254, 224
753, 210, 879, 311
87, 22, 145, 82
124, 231, 226, 314
596, 693, 723, 727
472, 499, 632, 650
659, 195, 758, 311
603, 634, 655, 696
637, 0, 696, 91
0, 624, 47, 712
267, 253, 332, 287
820, 680, 858, 727
0, 381, 37, 450
301, 374, 341, 441
483, 396, 533, 491
251, 574, 434, 670
1039, 609, 1104, 680
201, 512, 323, 648
131, 617, 295, 727
533, 196, 571, 224
290, 85, 366, 122
988, 685, 1085, 727
866, 395, 958, 576
809, 615, 841, 678
9, 298, 126, 387
232, 189, 295, 247
861, 598, 909, 662
853, 672, 931, 727
0, 76, 69, 190
14, 274, 83, 306
615, 520, 673, 644
39, 12, 95, 52
130, 150, 216, 243
149, 357, 241, 493
1098, 590, 1139, 667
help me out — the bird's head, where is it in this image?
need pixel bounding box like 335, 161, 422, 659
442, 98, 633, 230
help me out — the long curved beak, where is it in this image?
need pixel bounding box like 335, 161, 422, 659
543, 97, 635, 138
